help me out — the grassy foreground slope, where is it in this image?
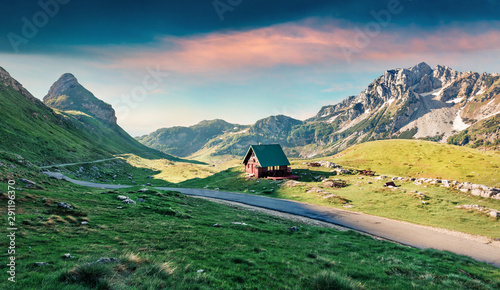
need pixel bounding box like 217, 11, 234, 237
1, 155, 500, 289
330, 140, 500, 187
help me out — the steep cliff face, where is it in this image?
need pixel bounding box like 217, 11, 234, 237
43, 73, 117, 124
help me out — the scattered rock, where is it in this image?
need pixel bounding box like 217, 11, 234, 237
456, 205, 499, 218
288, 226, 298, 231
20, 178, 37, 185
62, 253, 73, 259
384, 182, 398, 188
123, 198, 136, 204
34, 262, 50, 267
146, 183, 152, 186
138, 188, 149, 193
81, 221, 88, 225
213, 223, 221, 227
333, 168, 351, 175
137, 198, 145, 203
197, 269, 204, 273
57, 202, 73, 210
117, 207, 123, 209
231, 222, 248, 226
117, 195, 128, 200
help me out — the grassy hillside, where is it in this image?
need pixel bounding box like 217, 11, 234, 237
0, 82, 112, 165
1, 154, 499, 289
0, 69, 184, 166
330, 140, 500, 187
136, 119, 247, 157
58, 110, 175, 161
137, 115, 307, 159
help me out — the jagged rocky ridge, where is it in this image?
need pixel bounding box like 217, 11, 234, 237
309, 62, 500, 150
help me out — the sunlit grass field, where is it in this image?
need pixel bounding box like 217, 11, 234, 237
329, 140, 500, 187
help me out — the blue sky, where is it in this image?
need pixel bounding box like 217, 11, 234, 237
1, 0, 500, 136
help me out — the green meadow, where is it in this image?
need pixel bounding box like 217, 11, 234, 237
1, 154, 500, 289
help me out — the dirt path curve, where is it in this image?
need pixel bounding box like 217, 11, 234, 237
43, 172, 500, 268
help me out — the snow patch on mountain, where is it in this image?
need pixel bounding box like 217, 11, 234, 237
453, 111, 470, 131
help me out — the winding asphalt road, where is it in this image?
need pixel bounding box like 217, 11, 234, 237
43, 171, 500, 268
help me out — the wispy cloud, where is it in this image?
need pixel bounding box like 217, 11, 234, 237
88, 20, 500, 76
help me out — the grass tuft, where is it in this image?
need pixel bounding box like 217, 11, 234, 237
307, 271, 363, 289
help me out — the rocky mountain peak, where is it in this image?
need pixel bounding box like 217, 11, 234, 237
45, 73, 79, 99
43, 73, 117, 124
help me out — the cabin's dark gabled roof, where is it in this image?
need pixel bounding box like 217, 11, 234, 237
242, 144, 290, 168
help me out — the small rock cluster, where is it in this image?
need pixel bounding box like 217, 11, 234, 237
407, 191, 427, 200
388, 176, 500, 200
283, 180, 302, 188
19, 178, 42, 189
306, 161, 340, 168
456, 205, 500, 218
117, 195, 136, 204
57, 202, 73, 209
456, 183, 500, 199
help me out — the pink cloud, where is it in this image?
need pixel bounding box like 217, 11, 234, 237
95, 21, 500, 74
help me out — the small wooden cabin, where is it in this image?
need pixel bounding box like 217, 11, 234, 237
242, 144, 298, 179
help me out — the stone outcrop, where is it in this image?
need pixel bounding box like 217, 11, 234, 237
398, 176, 500, 200
456, 205, 500, 218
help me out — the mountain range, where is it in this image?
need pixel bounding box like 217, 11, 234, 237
1, 62, 498, 164
0, 68, 173, 165
137, 62, 500, 158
